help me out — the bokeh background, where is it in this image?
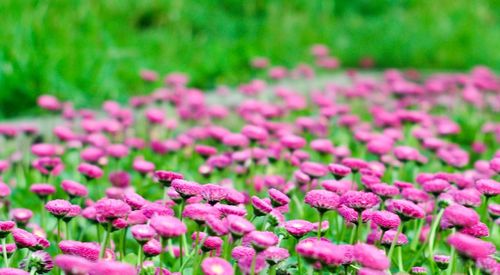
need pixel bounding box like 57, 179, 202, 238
1, 0, 499, 118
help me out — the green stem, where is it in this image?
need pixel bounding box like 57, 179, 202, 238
250, 253, 257, 275
137, 245, 143, 269
410, 219, 424, 251
447, 228, 457, 275
99, 223, 112, 259
56, 218, 62, 243
387, 223, 403, 261
2, 238, 8, 267
29, 267, 36, 275
160, 237, 167, 272
120, 227, 128, 261
317, 212, 323, 239
65, 221, 70, 240
428, 208, 445, 273
269, 264, 276, 275
397, 246, 404, 272
356, 212, 363, 243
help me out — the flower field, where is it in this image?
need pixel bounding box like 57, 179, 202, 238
0, 46, 499, 274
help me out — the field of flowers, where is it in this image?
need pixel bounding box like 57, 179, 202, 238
0, 45, 499, 274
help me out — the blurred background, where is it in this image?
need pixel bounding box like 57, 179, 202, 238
0, 0, 499, 118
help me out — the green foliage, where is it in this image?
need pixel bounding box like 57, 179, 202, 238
0, 0, 499, 117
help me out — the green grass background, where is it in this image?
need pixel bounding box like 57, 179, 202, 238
0, 0, 499, 118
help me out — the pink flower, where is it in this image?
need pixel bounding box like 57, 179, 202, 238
251, 196, 273, 216
490, 158, 500, 174
238, 254, 267, 275
132, 159, 155, 175
305, 190, 340, 213
284, 220, 314, 238
30, 184, 56, 198
201, 184, 228, 205
94, 198, 131, 222
280, 135, 306, 151
131, 224, 156, 243
123, 192, 147, 210
12, 228, 37, 249
341, 158, 368, 172
45, 199, 72, 218
108, 171, 130, 188
370, 184, 399, 198
59, 240, 112, 262
447, 233, 495, 260
37, 95, 61, 111
386, 199, 425, 221
300, 162, 328, 178
433, 254, 450, 270
205, 215, 229, 236
150, 215, 186, 238
183, 203, 220, 223
153, 170, 184, 187
353, 243, 390, 270
78, 163, 103, 180
54, 255, 93, 275
89, 261, 136, 275
441, 204, 479, 229
201, 257, 233, 275
245, 231, 278, 251
143, 239, 162, 257
459, 222, 489, 238
242, 125, 268, 142
340, 191, 380, 212
0, 221, 15, 238
261, 247, 289, 265
268, 188, 290, 207
380, 230, 408, 246
422, 179, 451, 195
231, 246, 255, 261
328, 164, 351, 179
475, 179, 500, 197
11, 209, 33, 225
0, 182, 11, 198
61, 180, 88, 198
372, 210, 401, 231
226, 215, 255, 237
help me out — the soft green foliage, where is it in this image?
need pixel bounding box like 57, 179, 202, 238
0, 0, 499, 117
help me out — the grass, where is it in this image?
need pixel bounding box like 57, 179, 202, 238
0, 0, 499, 118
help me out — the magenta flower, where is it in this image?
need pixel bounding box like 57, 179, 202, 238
300, 161, 328, 178
20, 250, 53, 274
227, 215, 255, 237
131, 224, 156, 243
231, 246, 255, 261
0, 221, 15, 238
372, 210, 401, 231
475, 179, 500, 197
261, 247, 290, 265
30, 184, 56, 198
447, 233, 495, 260
201, 257, 234, 275
238, 254, 267, 275
422, 179, 451, 195
340, 191, 380, 212
328, 164, 352, 180
90, 261, 136, 275
45, 199, 72, 218
108, 171, 131, 188
386, 199, 425, 221
0, 268, 29, 275
268, 188, 290, 207
11, 208, 33, 226
61, 180, 88, 198
304, 190, 339, 213
143, 239, 162, 257
78, 163, 103, 180
284, 220, 314, 238
280, 135, 306, 151
205, 215, 229, 236
150, 215, 186, 238
94, 198, 131, 222
433, 254, 450, 270
153, 170, 184, 187
172, 179, 201, 199
441, 204, 479, 229
12, 229, 37, 249
183, 203, 220, 224
380, 230, 408, 246
201, 184, 228, 205
353, 243, 390, 271
251, 196, 273, 216
54, 255, 93, 275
